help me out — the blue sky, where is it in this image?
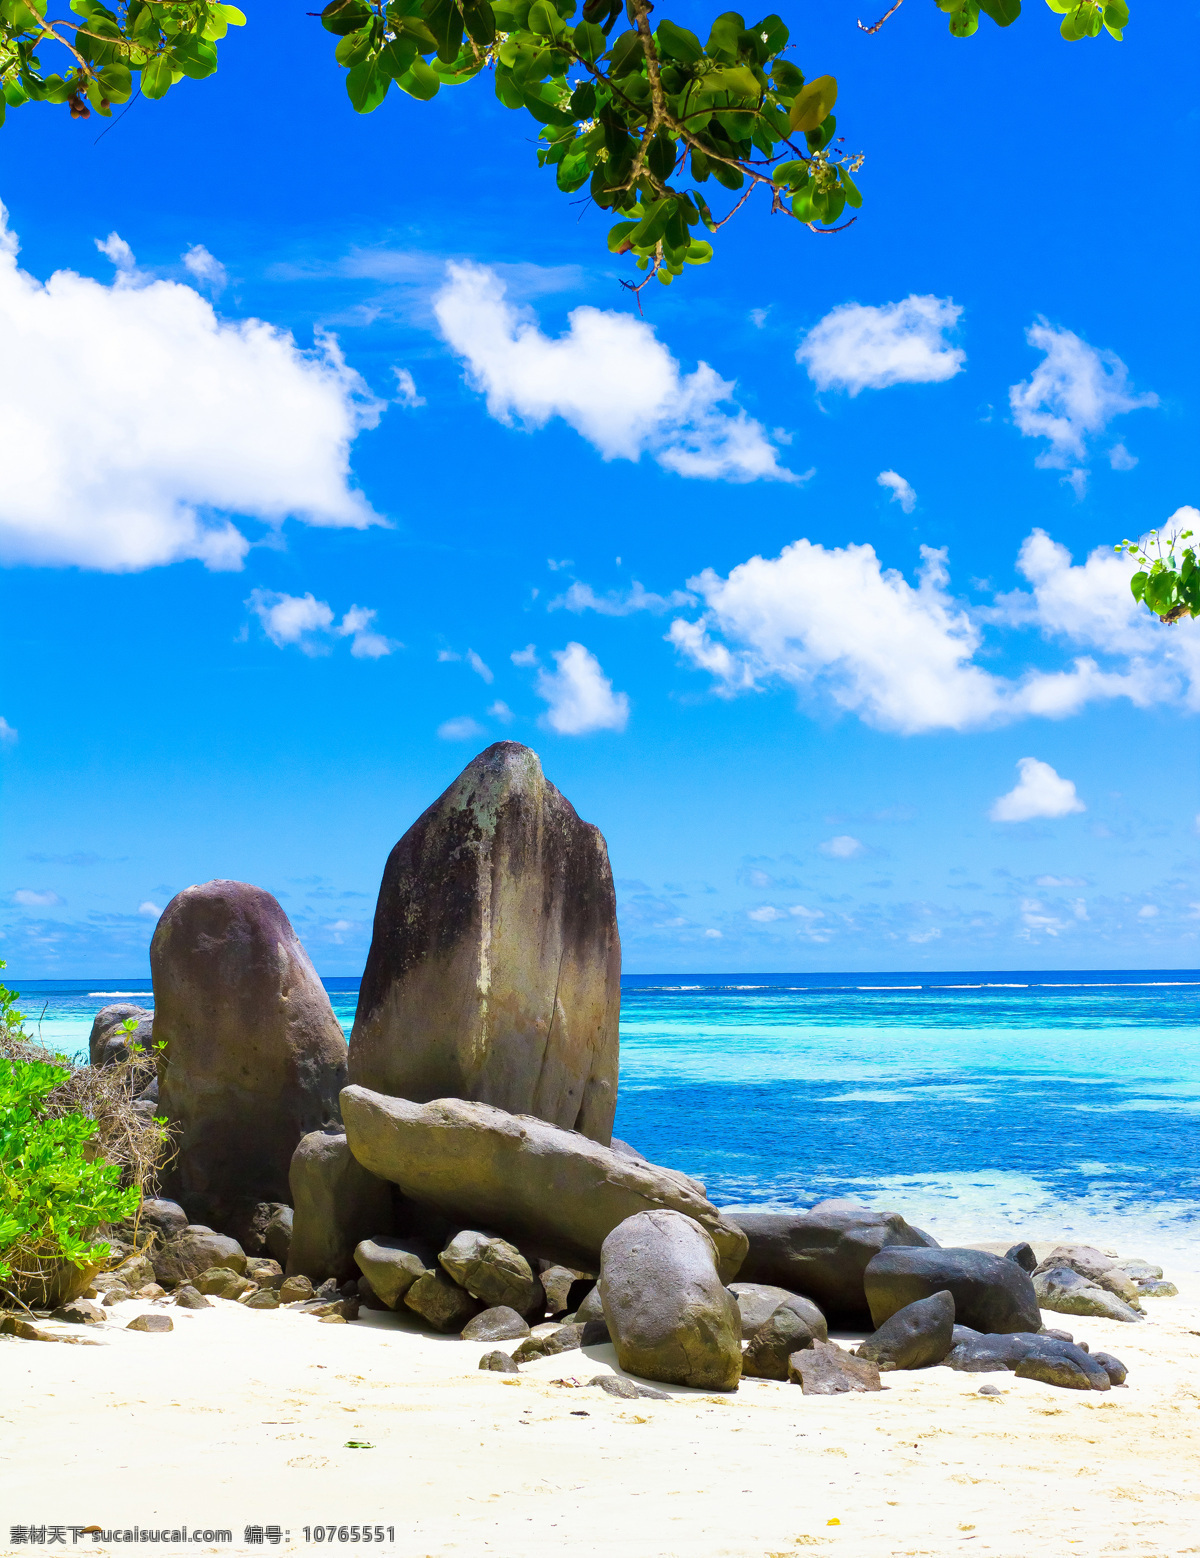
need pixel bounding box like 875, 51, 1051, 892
1, 1, 1198, 976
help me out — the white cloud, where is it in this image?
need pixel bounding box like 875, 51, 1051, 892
535, 642, 629, 735
488, 700, 514, 723
393, 367, 425, 406
181, 244, 227, 293
748, 905, 782, 922
247, 589, 394, 658
12, 888, 63, 907
466, 649, 494, 683
796, 295, 965, 395
1137, 904, 1159, 919
0, 205, 382, 572
96, 231, 137, 274
511, 644, 539, 667
0, 716, 15, 746
138, 900, 163, 918
433, 262, 794, 482
877, 470, 916, 514
990, 758, 1085, 823
1009, 320, 1157, 491
1037, 875, 1087, 888
668, 521, 1200, 733
552, 580, 696, 616
438, 715, 486, 741
820, 835, 864, 859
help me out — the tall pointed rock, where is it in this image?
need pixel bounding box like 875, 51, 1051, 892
349, 742, 621, 1142
151, 880, 347, 1223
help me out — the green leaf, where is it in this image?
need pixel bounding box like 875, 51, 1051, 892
399, 56, 441, 98
220, 5, 248, 23
1103, 0, 1128, 26
321, 0, 373, 35
948, 0, 980, 35
805, 112, 835, 152
606, 29, 642, 76
771, 158, 806, 186
627, 196, 674, 249
606, 219, 639, 252
462, 0, 497, 44
570, 78, 596, 113
378, 36, 418, 77
978, 0, 1020, 23
684, 238, 713, 264
97, 61, 132, 102
572, 20, 606, 61
168, 34, 219, 79
771, 59, 804, 97
336, 25, 376, 66
655, 19, 704, 62
347, 58, 390, 111
139, 54, 174, 99
839, 164, 862, 207
527, 0, 565, 37
789, 73, 836, 132
705, 10, 746, 63
750, 12, 788, 56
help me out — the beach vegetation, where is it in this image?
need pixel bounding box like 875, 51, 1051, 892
0, 0, 1130, 293
1117, 525, 1200, 625
0, 963, 171, 1305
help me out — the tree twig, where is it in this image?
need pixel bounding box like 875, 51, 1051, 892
858, 0, 906, 34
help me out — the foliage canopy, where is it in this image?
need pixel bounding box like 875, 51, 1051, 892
1, 0, 1130, 290
1117, 528, 1200, 626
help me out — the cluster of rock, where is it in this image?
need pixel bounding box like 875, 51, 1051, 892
60, 743, 1170, 1396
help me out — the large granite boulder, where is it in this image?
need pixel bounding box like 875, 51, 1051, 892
789, 1341, 882, 1394
944, 1326, 1114, 1389
1033, 1247, 1143, 1304
287, 1131, 394, 1284
461, 1306, 530, 1341
856, 1290, 955, 1371
341, 1087, 748, 1280
88, 1004, 154, 1067
140, 1199, 189, 1241
728, 1200, 928, 1324
404, 1268, 480, 1332
865, 1247, 1041, 1334
150, 880, 347, 1224
439, 1230, 543, 1316
348, 743, 621, 1143
1032, 1265, 1144, 1322
152, 1227, 246, 1289
599, 1210, 742, 1392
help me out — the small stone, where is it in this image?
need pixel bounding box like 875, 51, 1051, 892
353, 1236, 432, 1310
279, 1275, 314, 1305
1042, 1328, 1075, 1344
512, 1324, 585, 1364
404, 1269, 480, 1333
318, 1314, 347, 1324
126, 1313, 173, 1333
102, 1288, 133, 1307
540, 1265, 585, 1315
743, 1299, 829, 1381
1004, 1243, 1037, 1273
1, 1316, 53, 1341
479, 1350, 520, 1373
440, 1230, 543, 1316
1136, 1279, 1178, 1297
134, 1284, 167, 1300
112, 1254, 157, 1291
195, 1267, 256, 1300
788, 1340, 882, 1395
314, 1277, 341, 1300
587, 1375, 670, 1401
173, 1286, 212, 1310
1091, 1351, 1128, 1386
580, 1317, 610, 1346
245, 1258, 283, 1289
243, 1288, 281, 1310
51, 1299, 105, 1325
1113, 1258, 1162, 1282
978, 1384, 1003, 1396
462, 1306, 530, 1342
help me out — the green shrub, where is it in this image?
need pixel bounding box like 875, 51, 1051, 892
0, 1054, 140, 1293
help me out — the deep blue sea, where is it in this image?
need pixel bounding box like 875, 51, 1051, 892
12, 970, 1200, 1272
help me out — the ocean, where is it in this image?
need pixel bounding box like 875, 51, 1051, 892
11, 970, 1199, 1274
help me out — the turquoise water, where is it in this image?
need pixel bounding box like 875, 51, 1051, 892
12, 970, 1200, 1272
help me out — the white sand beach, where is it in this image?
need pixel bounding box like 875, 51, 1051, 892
4, 1277, 1197, 1558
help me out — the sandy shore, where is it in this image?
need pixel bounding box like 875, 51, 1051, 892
3, 1276, 1198, 1558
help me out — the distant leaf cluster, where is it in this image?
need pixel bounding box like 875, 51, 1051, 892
0, 0, 243, 124
1118, 528, 1200, 625
1, 0, 1130, 285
